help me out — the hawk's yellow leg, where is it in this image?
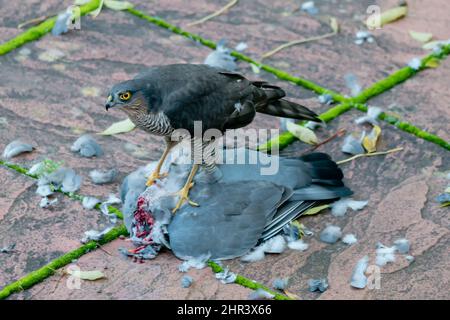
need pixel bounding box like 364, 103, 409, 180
172, 164, 200, 213
146, 141, 174, 186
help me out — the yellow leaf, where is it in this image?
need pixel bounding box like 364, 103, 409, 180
286, 122, 318, 145
424, 57, 440, 68
445, 187, 450, 193
362, 125, 381, 153
422, 40, 446, 50
67, 269, 105, 281
283, 290, 300, 300
99, 118, 136, 135
250, 63, 261, 74
367, 5, 407, 29
104, 0, 134, 11
302, 204, 330, 216
329, 17, 339, 33
409, 31, 433, 43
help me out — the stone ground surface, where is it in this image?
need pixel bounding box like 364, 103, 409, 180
0, 0, 449, 300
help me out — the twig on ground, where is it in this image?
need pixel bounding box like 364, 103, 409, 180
18, 15, 55, 29
187, 0, 238, 27
337, 147, 403, 165
303, 128, 346, 154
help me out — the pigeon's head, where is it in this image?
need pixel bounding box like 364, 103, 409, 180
105, 80, 148, 116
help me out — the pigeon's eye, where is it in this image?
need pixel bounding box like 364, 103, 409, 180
119, 92, 131, 101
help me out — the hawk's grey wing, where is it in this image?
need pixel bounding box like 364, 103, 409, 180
168, 181, 286, 260
134, 64, 257, 134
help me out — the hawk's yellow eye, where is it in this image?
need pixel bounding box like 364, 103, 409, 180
119, 92, 131, 101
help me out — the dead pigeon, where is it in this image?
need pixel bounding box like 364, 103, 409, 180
124, 148, 352, 261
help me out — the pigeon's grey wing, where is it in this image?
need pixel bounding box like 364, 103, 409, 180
214, 148, 312, 190
168, 181, 285, 260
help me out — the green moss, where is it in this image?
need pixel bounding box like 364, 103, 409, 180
0, 0, 101, 56
126, 8, 346, 102
353, 103, 450, 151
354, 44, 450, 103
0, 224, 128, 300
207, 261, 291, 300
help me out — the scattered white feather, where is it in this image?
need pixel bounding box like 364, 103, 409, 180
301, 1, 318, 15
318, 93, 333, 105
394, 238, 410, 254
234, 42, 248, 51
263, 235, 286, 253
71, 134, 103, 158
81, 227, 113, 243
241, 244, 266, 262
39, 197, 58, 208
2, 140, 34, 159
178, 254, 211, 272
105, 194, 121, 204
341, 133, 365, 155
287, 239, 309, 251
215, 268, 237, 284
36, 184, 54, 197
89, 168, 117, 184
52, 7, 73, 36
27, 162, 45, 175
181, 275, 193, 288
350, 256, 369, 289
355, 106, 383, 125
272, 278, 288, 290
319, 225, 342, 244
308, 278, 329, 292
82, 196, 101, 210
61, 169, 82, 193
375, 243, 396, 266
408, 58, 422, 70
342, 234, 358, 245
248, 288, 275, 300
204, 41, 237, 71
405, 255, 415, 263
344, 74, 362, 96
355, 31, 375, 45
331, 198, 368, 217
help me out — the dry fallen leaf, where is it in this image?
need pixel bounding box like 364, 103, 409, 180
302, 204, 330, 216
286, 121, 318, 145
99, 118, 136, 135
409, 31, 433, 43
362, 125, 381, 153
67, 269, 105, 281
329, 17, 339, 33
366, 4, 407, 29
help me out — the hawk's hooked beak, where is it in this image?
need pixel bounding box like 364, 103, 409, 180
105, 95, 114, 111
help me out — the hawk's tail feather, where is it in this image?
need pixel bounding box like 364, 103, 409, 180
257, 99, 322, 122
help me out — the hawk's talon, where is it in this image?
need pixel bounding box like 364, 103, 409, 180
146, 171, 168, 186
172, 182, 198, 214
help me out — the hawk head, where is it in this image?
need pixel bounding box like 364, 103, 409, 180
105, 80, 148, 116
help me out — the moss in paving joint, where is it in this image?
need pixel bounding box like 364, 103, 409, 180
354, 44, 450, 103
0, 224, 128, 300
207, 261, 291, 300
0, 0, 101, 56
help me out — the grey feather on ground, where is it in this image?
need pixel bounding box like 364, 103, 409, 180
70, 135, 103, 157
2, 140, 34, 159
